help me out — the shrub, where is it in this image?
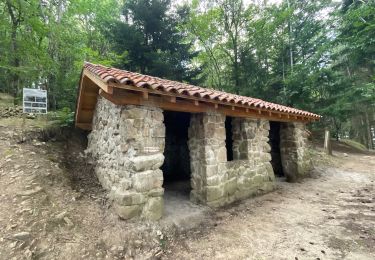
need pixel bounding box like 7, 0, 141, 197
48, 107, 75, 127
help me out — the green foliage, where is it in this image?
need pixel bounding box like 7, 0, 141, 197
185, 0, 374, 149
0, 0, 121, 110
108, 0, 199, 82
47, 107, 75, 127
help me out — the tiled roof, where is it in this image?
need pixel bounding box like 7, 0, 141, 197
84, 62, 320, 119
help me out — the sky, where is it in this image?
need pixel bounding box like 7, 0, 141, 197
244, 0, 282, 5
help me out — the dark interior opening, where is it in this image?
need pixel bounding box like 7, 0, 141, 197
269, 121, 284, 176
162, 111, 191, 196
225, 116, 234, 161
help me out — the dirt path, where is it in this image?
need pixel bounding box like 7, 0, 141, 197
0, 119, 374, 259
164, 152, 375, 260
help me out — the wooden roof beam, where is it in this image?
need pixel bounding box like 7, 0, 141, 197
84, 69, 113, 94
143, 92, 149, 100
106, 89, 310, 123
108, 82, 318, 122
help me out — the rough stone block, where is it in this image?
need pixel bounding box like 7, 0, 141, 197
113, 204, 142, 220
237, 176, 252, 191
263, 142, 271, 153
243, 168, 256, 178
142, 197, 163, 220
122, 107, 148, 119
252, 175, 264, 185
217, 163, 227, 174
205, 165, 218, 178
129, 153, 164, 172
224, 178, 237, 196
206, 185, 225, 201
235, 188, 254, 200
206, 198, 227, 208
190, 190, 203, 204
217, 147, 227, 162
151, 127, 165, 138
109, 190, 146, 206
117, 179, 132, 191
132, 170, 163, 192
261, 152, 272, 162
151, 110, 163, 121
147, 188, 164, 197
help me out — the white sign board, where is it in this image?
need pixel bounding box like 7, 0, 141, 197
23, 88, 48, 114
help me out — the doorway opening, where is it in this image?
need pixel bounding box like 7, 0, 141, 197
269, 121, 284, 177
162, 111, 192, 199
161, 111, 209, 223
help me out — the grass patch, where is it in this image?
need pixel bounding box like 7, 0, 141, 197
0, 93, 14, 108
0, 116, 57, 130
340, 139, 368, 152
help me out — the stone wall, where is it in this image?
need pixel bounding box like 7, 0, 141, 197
87, 97, 309, 219
280, 122, 312, 182
188, 113, 275, 207
188, 112, 228, 206
86, 96, 165, 220
230, 118, 275, 201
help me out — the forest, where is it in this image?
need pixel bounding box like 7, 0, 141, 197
0, 0, 374, 148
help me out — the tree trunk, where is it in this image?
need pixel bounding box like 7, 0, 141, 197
232, 32, 239, 94
10, 25, 20, 103
287, 0, 294, 72
6, 1, 20, 104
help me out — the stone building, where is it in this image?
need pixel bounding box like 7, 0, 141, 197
75, 62, 320, 220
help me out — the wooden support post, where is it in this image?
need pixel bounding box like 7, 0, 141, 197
324, 128, 332, 155
142, 92, 149, 100
170, 96, 176, 103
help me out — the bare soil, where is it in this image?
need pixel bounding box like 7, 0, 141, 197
164, 149, 375, 260
0, 119, 374, 260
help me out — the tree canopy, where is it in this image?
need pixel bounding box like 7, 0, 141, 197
0, 0, 374, 148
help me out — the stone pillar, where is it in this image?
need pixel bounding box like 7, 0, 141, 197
231, 118, 275, 200
188, 112, 228, 207
87, 96, 165, 220
232, 118, 272, 161
280, 122, 312, 182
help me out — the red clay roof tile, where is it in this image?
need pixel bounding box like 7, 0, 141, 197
84, 62, 320, 119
